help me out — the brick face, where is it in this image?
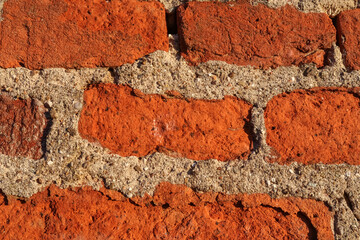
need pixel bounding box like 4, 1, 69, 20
78, 84, 253, 161
337, 9, 360, 70
177, 2, 336, 69
265, 88, 360, 165
0, 94, 47, 159
0, 183, 333, 240
0, 0, 168, 69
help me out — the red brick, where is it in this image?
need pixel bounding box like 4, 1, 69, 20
265, 88, 360, 165
177, 2, 335, 69
337, 9, 360, 70
78, 84, 253, 161
0, 183, 333, 239
0, 0, 168, 69
0, 94, 47, 159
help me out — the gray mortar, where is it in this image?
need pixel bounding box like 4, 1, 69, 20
0, 33, 359, 238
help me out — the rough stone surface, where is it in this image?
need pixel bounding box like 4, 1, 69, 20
0, 0, 168, 69
337, 8, 360, 70
177, 2, 335, 69
265, 88, 360, 165
0, 94, 47, 159
346, 179, 360, 225
0, 183, 333, 240
251, 0, 357, 17
79, 84, 253, 161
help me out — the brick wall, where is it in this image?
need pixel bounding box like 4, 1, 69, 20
0, 0, 359, 239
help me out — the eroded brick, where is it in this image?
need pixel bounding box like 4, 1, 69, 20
177, 2, 335, 69
265, 88, 360, 164
0, 183, 333, 239
337, 9, 360, 70
78, 84, 253, 161
0, 0, 168, 69
0, 94, 47, 159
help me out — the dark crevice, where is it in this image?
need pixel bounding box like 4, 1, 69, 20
331, 17, 338, 42
100, 176, 108, 188
343, 191, 360, 223
323, 44, 337, 67
0, 189, 8, 205
249, 107, 264, 153
234, 200, 244, 209
17, 198, 26, 204
128, 198, 140, 207
297, 211, 318, 240
344, 191, 354, 212
332, 15, 340, 50
323, 16, 343, 68
187, 161, 197, 175
324, 201, 333, 212
166, 10, 177, 34
162, 203, 170, 209
41, 110, 52, 159
244, 115, 256, 152
108, 67, 119, 84
332, 14, 350, 72
49, 200, 57, 216
99, 177, 126, 201
333, 211, 342, 236
260, 204, 290, 216
323, 16, 340, 67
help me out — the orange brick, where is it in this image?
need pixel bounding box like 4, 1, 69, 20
0, 0, 168, 69
78, 84, 253, 161
0, 183, 333, 239
265, 88, 360, 164
177, 2, 335, 69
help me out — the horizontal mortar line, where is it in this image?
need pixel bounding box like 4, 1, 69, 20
0, 151, 359, 197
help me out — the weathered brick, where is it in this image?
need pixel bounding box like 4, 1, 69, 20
265, 88, 360, 164
0, 183, 333, 239
78, 84, 253, 161
0, 94, 47, 159
337, 9, 360, 70
0, 0, 168, 69
177, 2, 335, 69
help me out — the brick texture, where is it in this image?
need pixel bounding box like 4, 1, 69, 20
337, 9, 360, 70
265, 88, 360, 165
0, 183, 333, 240
78, 84, 253, 161
177, 2, 336, 69
0, 94, 47, 159
0, 0, 168, 69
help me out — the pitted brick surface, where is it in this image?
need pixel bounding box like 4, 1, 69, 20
337, 9, 360, 70
0, 94, 47, 159
265, 88, 360, 164
177, 2, 335, 69
78, 84, 253, 161
0, 183, 333, 240
0, 0, 168, 69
